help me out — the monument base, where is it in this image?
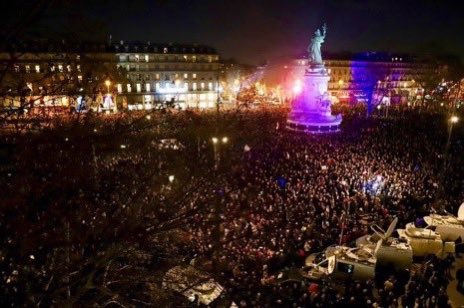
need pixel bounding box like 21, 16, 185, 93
286, 111, 342, 134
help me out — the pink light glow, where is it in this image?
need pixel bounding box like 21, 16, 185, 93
293, 80, 302, 94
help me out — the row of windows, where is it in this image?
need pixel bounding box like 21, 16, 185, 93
117, 81, 218, 93
115, 45, 215, 54
119, 54, 218, 63
129, 73, 216, 81
122, 63, 218, 71
13, 64, 81, 73
328, 81, 417, 89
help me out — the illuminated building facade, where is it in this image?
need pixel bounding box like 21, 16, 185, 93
263, 52, 449, 105
0, 41, 122, 113
0, 40, 221, 112
114, 41, 221, 110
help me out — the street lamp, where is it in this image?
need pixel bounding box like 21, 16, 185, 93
212, 137, 218, 170
211, 136, 228, 170
437, 115, 460, 207
105, 80, 111, 94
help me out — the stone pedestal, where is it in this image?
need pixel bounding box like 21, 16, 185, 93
287, 65, 342, 134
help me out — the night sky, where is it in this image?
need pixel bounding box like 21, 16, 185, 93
3, 0, 463, 64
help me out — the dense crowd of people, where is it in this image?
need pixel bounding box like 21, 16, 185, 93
179, 110, 462, 307
0, 108, 463, 307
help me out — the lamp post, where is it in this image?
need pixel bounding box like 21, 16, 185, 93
210, 136, 229, 270
447, 115, 459, 152
212, 137, 218, 170
211, 136, 228, 170
105, 80, 111, 94
437, 115, 459, 208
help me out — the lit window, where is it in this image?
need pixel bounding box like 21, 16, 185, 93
184, 82, 188, 89
78, 75, 83, 81
67, 65, 71, 72
58, 65, 63, 72
155, 82, 160, 89
175, 73, 179, 79
208, 56, 212, 63
208, 82, 213, 90
35, 65, 40, 73
156, 73, 160, 80
145, 83, 151, 92
117, 84, 122, 93
135, 54, 140, 62
201, 82, 205, 90
127, 84, 132, 93
184, 73, 188, 79
136, 83, 141, 92
193, 73, 197, 79
193, 82, 197, 91
50, 65, 55, 72
77, 65, 81, 72
145, 54, 149, 62
163, 47, 168, 54
192, 56, 197, 62
25, 65, 30, 73
183, 55, 188, 61
14, 65, 19, 72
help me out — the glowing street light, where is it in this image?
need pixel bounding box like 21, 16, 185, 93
105, 80, 111, 94
293, 80, 302, 95
211, 136, 229, 170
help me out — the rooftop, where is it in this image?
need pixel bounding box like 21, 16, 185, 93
1, 40, 218, 55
